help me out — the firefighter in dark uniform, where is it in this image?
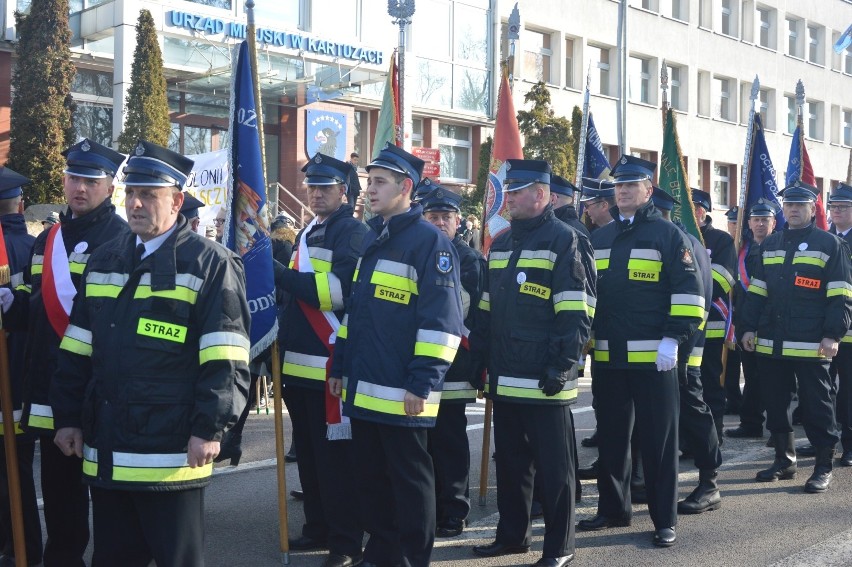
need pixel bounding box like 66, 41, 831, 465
472, 159, 591, 567
274, 153, 367, 567
692, 189, 737, 439
416, 182, 484, 539
0, 169, 42, 564
726, 201, 777, 439
652, 188, 723, 514
578, 156, 704, 547
50, 140, 251, 565
328, 144, 463, 567
3, 139, 129, 567
740, 181, 851, 493
827, 182, 852, 466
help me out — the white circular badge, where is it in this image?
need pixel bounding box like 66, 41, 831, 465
516, 271, 527, 284
74, 241, 88, 254
798, 242, 808, 251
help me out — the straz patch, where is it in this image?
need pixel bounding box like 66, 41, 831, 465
375, 285, 412, 304
794, 275, 820, 289
436, 251, 453, 274
629, 270, 660, 282
519, 282, 551, 299
137, 318, 187, 343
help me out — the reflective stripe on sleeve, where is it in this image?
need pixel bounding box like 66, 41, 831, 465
553, 290, 588, 314
626, 339, 660, 364
495, 375, 577, 401
593, 339, 610, 362
27, 404, 54, 430
282, 351, 328, 381
669, 293, 706, 318
414, 329, 461, 363
60, 324, 93, 357
594, 248, 610, 271
478, 291, 490, 312
337, 314, 349, 340
199, 331, 250, 364
747, 278, 768, 297
827, 281, 852, 298
352, 381, 441, 417
711, 264, 735, 294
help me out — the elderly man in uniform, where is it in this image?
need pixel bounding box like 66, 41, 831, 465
827, 183, 852, 466
0, 168, 42, 565
578, 156, 704, 547
328, 144, 462, 567
2, 139, 129, 567
473, 159, 591, 567
275, 153, 367, 567
740, 181, 851, 493
416, 180, 485, 539
726, 201, 777, 440
51, 140, 251, 566
692, 189, 737, 438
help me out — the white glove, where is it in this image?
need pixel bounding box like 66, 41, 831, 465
0, 288, 12, 314
655, 337, 679, 372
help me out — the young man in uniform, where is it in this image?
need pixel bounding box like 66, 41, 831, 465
51, 140, 251, 565
328, 144, 462, 567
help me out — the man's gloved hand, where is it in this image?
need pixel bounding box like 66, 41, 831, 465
0, 288, 12, 314
656, 337, 679, 372
539, 367, 571, 397
468, 366, 486, 391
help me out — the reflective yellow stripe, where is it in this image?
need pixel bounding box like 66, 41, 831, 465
282, 351, 328, 381
495, 375, 577, 401
627, 259, 663, 272
414, 330, 461, 363
712, 267, 733, 294
86, 272, 129, 298
593, 339, 609, 362
755, 337, 773, 355
793, 250, 829, 268
762, 250, 786, 265
517, 249, 557, 271
27, 404, 54, 430
688, 346, 703, 368
315, 273, 333, 311
627, 339, 660, 364
134, 273, 202, 304
748, 278, 768, 297
60, 324, 93, 357
0, 410, 24, 436
30, 255, 44, 276
478, 291, 490, 311
309, 257, 332, 273
441, 382, 478, 400
370, 259, 419, 294
705, 321, 725, 339
781, 341, 822, 358
352, 381, 441, 417
83, 446, 212, 483
337, 314, 348, 340
488, 251, 512, 270
670, 293, 705, 318
827, 281, 852, 298
553, 290, 588, 313
595, 249, 610, 271
843, 330, 852, 344
199, 332, 250, 364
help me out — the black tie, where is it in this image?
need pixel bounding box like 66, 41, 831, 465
133, 243, 145, 269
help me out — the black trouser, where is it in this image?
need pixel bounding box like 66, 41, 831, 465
699, 341, 727, 436
493, 401, 575, 558
835, 343, 852, 452
725, 347, 743, 409
351, 418, 434, 567
679, 364, 723, 470
595, 367, 679, 530
0, 438, 42, 562
428, 402, 470, 523
282, 386, 362, 555
39, 435, 89, 567
738, 349, 765, 431
90, 486, 204, 567
759, 357, 839, 448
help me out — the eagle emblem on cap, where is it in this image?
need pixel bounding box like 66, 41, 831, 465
81, 140, 91, 152
436, 189, 444, 198
423, 179, 432, 186
620, 157, 628, 165
135, 143, 145, 156
315, 155, 322, 163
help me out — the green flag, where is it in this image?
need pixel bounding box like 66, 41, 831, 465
659, 108, 703, 243
371, 52, 400, 159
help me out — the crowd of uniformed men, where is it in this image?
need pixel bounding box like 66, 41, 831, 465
0, 134, 847, 567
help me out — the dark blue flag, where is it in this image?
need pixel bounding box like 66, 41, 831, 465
584, 113, 611, 179
745, 113, 785, 233
224, 41, 278, 359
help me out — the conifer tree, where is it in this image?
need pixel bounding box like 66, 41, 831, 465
516, 82, 575, 179
117, 9, 170, 153
7, 0, 76, 204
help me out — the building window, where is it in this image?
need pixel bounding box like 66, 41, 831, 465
786, 95, 798, 134
590, 44, 611, 96
670, 0, 688, 21
714, 164, 731, 208
808, 100, 824, 140
758, 87, 775, 130
787, 16, 803, 58
353, 110, 369, 160
697, 70, 710, 116
666, 63, 686, 111
522, 28, 552, 83
641, 0, 658, 11
565, 37, 575, 89
808, 24, 824, 65
721, 0, 736, 37
714, 76, 734, 121
629, 56, 652, 104
438, 123, 471, 181
844, 110, 852, 146
73, 103, 113, 147
411, 118, 424, 148
845, 45, 852, 74
757, 6, 775, 49
698, 0, 711, 28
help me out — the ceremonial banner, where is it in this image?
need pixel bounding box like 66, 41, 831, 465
482, 71, 523, 254
305, 109, 348, 161
372, 51, 401, 159
224, 40, 278, 359
743, 114, 785, 234
786, 125, 828, 230
659, 108, 702, 243
583, 113, 611, 179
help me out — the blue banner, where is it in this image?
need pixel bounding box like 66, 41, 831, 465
225, 41, 278, 359
305, 109, 348, 161
584, 113, 611, 179
746, 113, 785, 231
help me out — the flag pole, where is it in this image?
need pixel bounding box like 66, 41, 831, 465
245, 2, 288, 564
575, 64, 591, 188
660, 59, 669, 122
735, 76, 760, 252
795, 79, 805, 182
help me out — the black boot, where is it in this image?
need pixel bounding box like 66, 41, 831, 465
677, 469, 721, 514
756, 433, 797, 482
804, 447, 834, 493
577, 459, 598, 480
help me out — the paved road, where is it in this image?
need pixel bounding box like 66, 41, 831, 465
26, 376, 852, 566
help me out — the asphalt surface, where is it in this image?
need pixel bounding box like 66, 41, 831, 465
25, 373, 852, 566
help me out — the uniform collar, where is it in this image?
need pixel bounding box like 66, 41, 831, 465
0, 214, 27, 234
509, 205, 553, 239
554, 204, 579, 223
367, 203, 423, 239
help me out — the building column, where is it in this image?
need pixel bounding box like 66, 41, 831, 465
112, 0, 139, 148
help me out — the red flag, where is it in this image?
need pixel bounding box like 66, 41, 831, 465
799, 139, 828, 230
482, 72, 523, 253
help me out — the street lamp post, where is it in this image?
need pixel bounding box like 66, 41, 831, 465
388, 0, 415, 145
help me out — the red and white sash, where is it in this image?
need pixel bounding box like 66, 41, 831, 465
291, 218, 350, 440
41, 224, 76, 338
